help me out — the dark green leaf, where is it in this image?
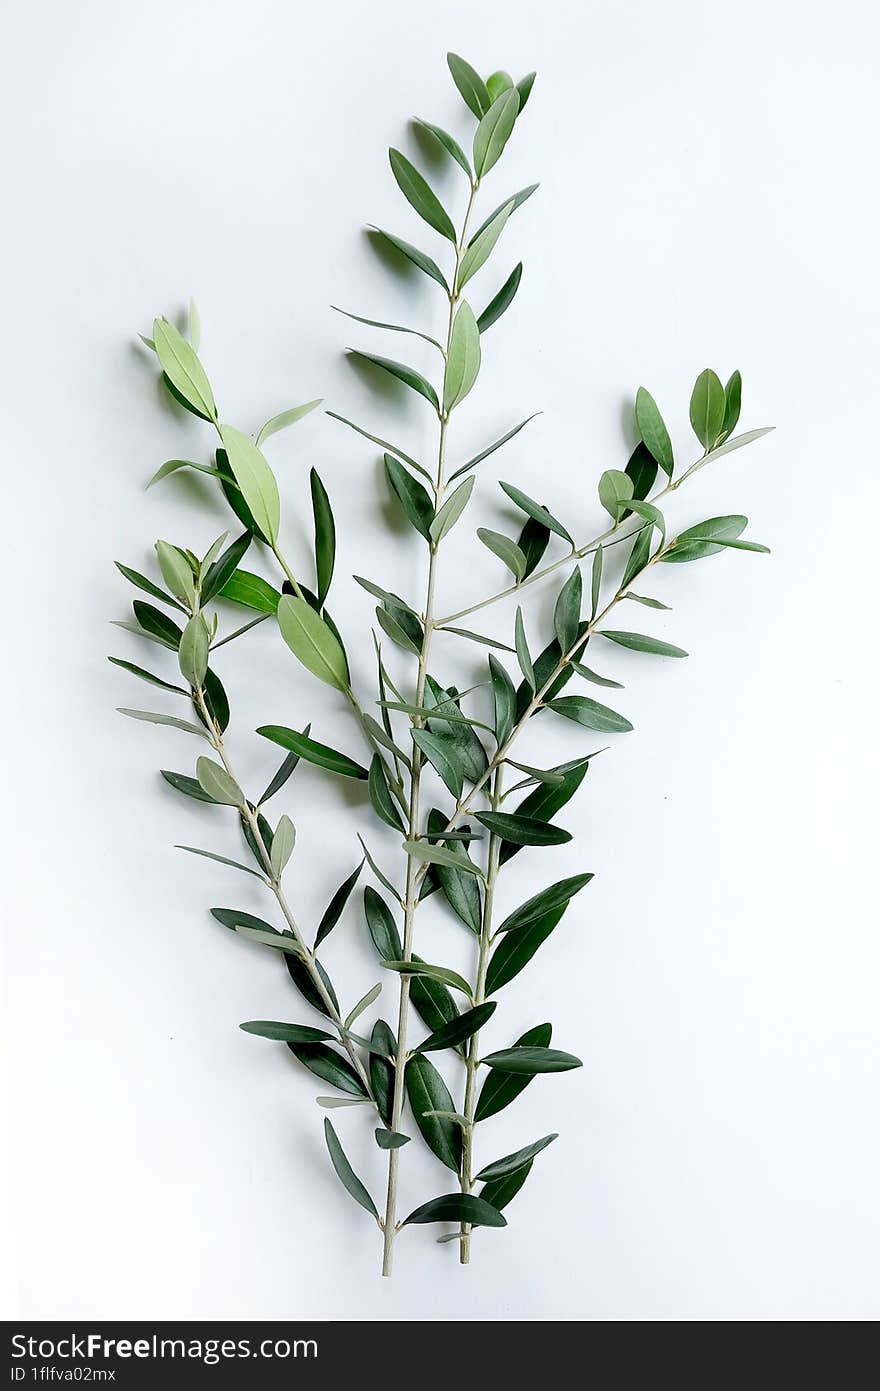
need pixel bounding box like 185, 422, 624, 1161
485, 906, 565, 993
570, 660, 623, 689
132, 600, 182, 651
257, 725, 368, 780
414, 1002, 496, 1055
689, 368, 726, 448
368, 754, 404, 831
403, 1193, 505, 1227
376, 605, 421, 656
309, 469, 335, 607
476, 262, 522, 334
412, 729, 465, 797
364, 887, 402, 960
114, 562, 186, 612
662, 514, 747, 563
514, 606, 534, 688
554, 568, 582, 653
475, 1022, 552, 1122
516, 71, 536, 110
405, 1054, 462, 1171
481, 1046, 582, 1074
624, 441, 658, 512
598, 630, 687, 658
118, 708, 207, 738
438, 625, 515, 653
332, 306, 443, 354
287, 1042, 367, 1096
160, 769, 216, 802
389, 148, 456, 241
425, 809, 482, 933
590, 545, 603, 620
314, 860, 364, 948
383, 960, 473, 997
475, 1132, 557, 1182
323, 1118, 378, 1217
201, 667, 229, 734
351, 351, 439, 411
370, 1019, 396, 1126
621, 525, 653, 588
384, 454, 435, 541
623, 593, 671, 610
546, 695, 633, 733
635, 386, 674, 477
175, 844, 261, 875
375, 1129, 409, 1150
414, 118, 472, 176
211, 906, 277, 933
447, 51, 490, 117
499, 763, 589, 866
201, 532, 252, 605
325, 408, 425, 474
365, 227, 449, 293
259, 724, 310, 805
108, 657, 186, 695
721, 370, 742, 439
498, 873, 593, 934
475, 811, 571, 846
240, 1021, 333, 1043
410, 953, 461, 1041
448, 412, 540, 483
500, 481, 572, 543
480, 1159, 533, 1212
469, 185, 538, 244
518, 514, 550, 579
286, 954, 340, 1019
489, 653, 516, 745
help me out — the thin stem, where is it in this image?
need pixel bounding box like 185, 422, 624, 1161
458, 762, 503, 1264
380, 178, 480, 1278
193, 685, 373, 1100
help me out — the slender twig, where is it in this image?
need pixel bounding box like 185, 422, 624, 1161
380, 178, 480, 1277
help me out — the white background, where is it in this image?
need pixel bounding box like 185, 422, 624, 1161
2, 0, 878, 1321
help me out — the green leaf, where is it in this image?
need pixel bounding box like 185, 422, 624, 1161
721, 370, 742, 440
430, 475, 475, 545
160, 769, 216, 802
411, 729, 465, 797
553, 568, 582, 653
359, 837, 401, 902
368, 755, 404, 832
200, 532, 252, 606
621, 526, 653, 589
590, 546, 603, 621
438, 626, 514, 653
383, 960, 473, 997
403, 1193, 505, 1228
309, 468, 335, 607
286, 953, 339, 1019
269, 814, 296, 877
623, 592, 671, 610
145, 458, 230, 490
701, 426, 774, 465
370, 1020, 397, 1126
414, 1002, 496, 1054
118, 708, 207, 739
480, 1160, 534, 1212
287, 1042, 367, 1097
570, 660, 623, 690
489, 653, 516, 745
257, 724, 368, 780
486, 907, 565, 993
447, 51, 490, 117
498, 873, 593, 934
405, 1054, 462, 1171
414, 118, 472, 176
219, 569, 280, 614
481, 1046, 582, 1074
211, 906, 277, 934
443, 302, 481, 414
449, 412, 540, 483
201, 666, 229, 733
475, 1133, 558, 1182
276, 594, 349, 690
131, 600, 182, 650
323, 1118, 379, 1218
331, 306, 443, 354
689, 368, 726, 449
486, 69, 514, 99
635, 387, 674, 477
662, 514, 747, 564
389, 148, 456, 241
376, 605, 421, 656
259, 724, 310, 804
350, 350, 438, 412
384, 454, 435, 541
545, 694, 633, 733
153, 317, 216, 421
255, 398, 322, 447
364, 887, 402, 961
218, 425, 280, 545
516, 71, 536, 109
598, 630, 687, 658
624, 441, 658, 511
473, 88, 519, 177
344, 982, 382, 1030
365, 228, 449, 293
477, 262, 522, 335
315, 860, 364, 948
240, 1021, 333, 1043
504, 760, 564, 787
474, 811, 571, 846
499, 761, 589, 867
375, 1128, 409, 1150
514, 606, 534, 689
178, 614, 209, 688
696, 536, 770, 554
499, 481, 572, 543
469, 184, 538, 244
325, 408, 425, 474
114, 562, 186, 613
474, 1022, 552, 1122
155, 541, 196, 606
108, 657, 186, 695
478, 528, 526, 581
458, 201, 513, 291
402, 841, 484, 877
195, 756, 243, 806
598, 468, 634, 520
425, 809, 482, 934
176, 845, 263, 877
